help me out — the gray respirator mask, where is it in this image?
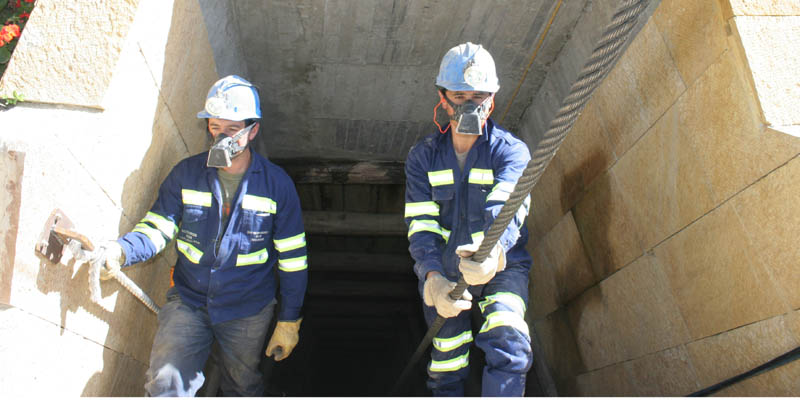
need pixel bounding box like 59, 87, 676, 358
207, 123, 256, 168
444, 94, 493, 135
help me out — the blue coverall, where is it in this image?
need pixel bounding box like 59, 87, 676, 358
404, 119, 533, 396
118, 151, 308, 395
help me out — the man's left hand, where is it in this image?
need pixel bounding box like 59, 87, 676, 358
456, 242, 506, 285
266, 319, 302, 361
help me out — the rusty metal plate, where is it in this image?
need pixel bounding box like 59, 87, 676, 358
35, 209, 76, 264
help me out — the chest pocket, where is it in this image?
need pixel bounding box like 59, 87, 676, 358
239, 194, 275, 252
178, 205, 209, 245
467, 168, 493, 223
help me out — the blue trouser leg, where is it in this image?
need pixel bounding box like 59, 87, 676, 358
422, 303, 473, 397
474, 265, 533, 397
145, 288, 275, 397
214, 299, 275, 396
145, 288, 214, 396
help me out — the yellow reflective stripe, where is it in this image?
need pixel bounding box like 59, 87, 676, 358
516, 194, 531, 221
408, 219, 450, 243
487, 181, 515, 202
132, 223, 167, 252
433, 331, 473, 352
479, 311, 530, 336
471, 231, 484, 244
181, 189, 212, 207
428, 169, 454, 186
142, 212, 178, 239
237, 248, 269, 266
468, 168, 494, 185
279, 255, 308, 272
405, 201, 440, 218
274, 232, 306, 253
430, 351, 470, 372
176, 239, 203, 264
242, 194, 277, 214
478, 292, 527, 315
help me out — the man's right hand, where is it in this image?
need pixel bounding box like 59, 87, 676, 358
423, 273, 472, 318
96, 241, 125, 281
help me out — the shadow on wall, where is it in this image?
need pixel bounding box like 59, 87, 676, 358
541, 150, 612, 395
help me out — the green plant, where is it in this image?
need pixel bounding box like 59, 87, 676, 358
0, 0, 35, 78
0, 89, 22, 108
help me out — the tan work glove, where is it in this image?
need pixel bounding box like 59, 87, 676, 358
97, 241, 125, 281
423, 273, 472, 318
266, 319, 302, 361
456, 241, 506, 285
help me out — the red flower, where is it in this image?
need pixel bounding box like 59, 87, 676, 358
14, 0, 21, 8
24, 0, 34, 3
7, 25, 20, 37
0, 25, 20, 43
19, 12, 30, 19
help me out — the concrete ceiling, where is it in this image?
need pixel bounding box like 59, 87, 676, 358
198, 0, 641, 162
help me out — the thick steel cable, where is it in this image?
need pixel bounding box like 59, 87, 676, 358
391, 0, 650, 395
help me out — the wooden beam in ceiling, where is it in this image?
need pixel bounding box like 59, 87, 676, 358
308, 251, 413, 274
303, 211, 406, 236
273, 159, 406, 185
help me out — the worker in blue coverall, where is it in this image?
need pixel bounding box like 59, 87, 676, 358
92, 75, 308, 396
404, 42, 533, 397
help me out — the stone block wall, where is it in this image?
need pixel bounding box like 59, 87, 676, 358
0, 0, 217, 396
524, 0, 800, 395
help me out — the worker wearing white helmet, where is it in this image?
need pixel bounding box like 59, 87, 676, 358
92, 75, 308, 396
404, 43, 534, 396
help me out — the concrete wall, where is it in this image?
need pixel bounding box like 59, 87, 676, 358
228, 0, 588, 162
0, 0, 217, 396
524, 0, 800, 395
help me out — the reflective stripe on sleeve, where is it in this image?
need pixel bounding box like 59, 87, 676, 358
132, 223, 167, 253
405, 201, 440, 218
516, 194, 531, 221
142, 212, 178, 239
433, 331, 473, 352
242, 194, 277, 214
479, 311, 530, 337
478, 292, 527, 315
471, 231, 484, 244
468, 168, 494, 185
279, 255, 308, 272
237, 248, 269, 266
181, 189, 212, 207
487, 181, 515, 202
274, 232, 306, 253
429, 351, 470, 372
427, 169, 454, 187
176, 239, 203, 264
408, 219, 450, 242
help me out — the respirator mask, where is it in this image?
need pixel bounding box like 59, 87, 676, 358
444, 94, 493, 135
206, 122, 256, 168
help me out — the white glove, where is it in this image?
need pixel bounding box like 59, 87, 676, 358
423, 273, 472, 318
266, 319, 302, 361
456, 241, 506, 285
97, 241, 125, 281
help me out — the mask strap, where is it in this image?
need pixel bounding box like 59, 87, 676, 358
433, 98, 448, 134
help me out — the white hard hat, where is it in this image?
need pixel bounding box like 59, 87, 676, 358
197, 75, 261, 121
435, 42, 499, 93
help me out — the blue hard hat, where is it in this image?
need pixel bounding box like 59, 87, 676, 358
197, 75, 261, 121
435, 42, 499, 93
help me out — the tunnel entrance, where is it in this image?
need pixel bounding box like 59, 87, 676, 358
262, 159, 430, 396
